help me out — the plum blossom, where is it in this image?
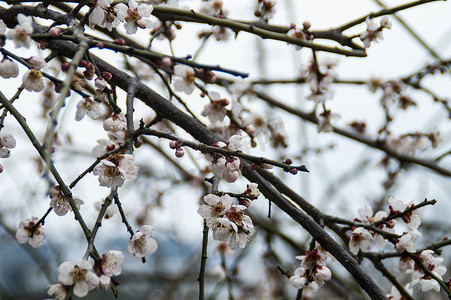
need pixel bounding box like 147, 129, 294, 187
103, 113, 126, 132
15, 216, 46, 248
0, 57, 19, 78
302, 58, 336, 104
199, 0, 225, 16
58, 259, 99, 297
244, 183, 260, 199
49, 185, 84, 216
388, 196, 422, 230
289, 245, 331, 297
25, 56, 47, 70
47, 283, 68, 300
317, 110, 340, 133
198, 194, 233, 227
0, 133, 16, 158
201, 91, 229, 123
173, 65, 196, 94
409, 255, 446, 293
75, 98, 103, 121
93, 153, 138, 189
115, 0, 153, 35
395, 231, 419, 253
128, 225, 158, 257
360, 17, 392, 48
206, 138, 243, 183
211, 205, 255, 250
100, 250, 124, 287
22, 69, 45, 92
349, 227, 373, 255
5, 14, 33, 48
89, 0, 121, 31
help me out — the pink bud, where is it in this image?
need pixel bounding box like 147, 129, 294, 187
96, 42, 104, 49
114, 38, 125, 45
102, 72, 112, 81
169, 140, 179, 149
290, 168, 298, 175
0, 164, 3, 173
245, 125, 255, 135
49, 27, 61, 38
161, 57, 172, 67
175, 148, 184, 158
284, 158, 293, 165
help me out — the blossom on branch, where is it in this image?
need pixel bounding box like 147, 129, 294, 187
100, 250, 124, 287
15, 216, 46, 248
115, 0, 153, 35
128, 225, 158, 257
22, 69, 45, 92
75, 98, 103, 121
93, 153, 138, 189
197, 194, 233, 227
0, 133, 16, 158
173, 65, 196, 95
0, 57, 19, 79
349, 227, 373, 255
5, 14, 33, 48
58, 259, 100, 297
49, 185, 84, 216
47, 283, 68, 300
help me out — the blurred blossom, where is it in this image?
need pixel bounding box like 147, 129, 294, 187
6, 14, 33, 48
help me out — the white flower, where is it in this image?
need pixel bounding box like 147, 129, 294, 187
224, 205, 254, 250
128, 225, 158, 257
0, 133, 16, 158
100, 250, 124, 287
89, 0, 121, 31
201, 91, 228, 123
398, 256, 414, 273
93, 153, 138, 189
197, 194, 233, 227
22, 69, 45, 92
227, 135, 242, 151
58, 259, 99, 297
0, 57, 19, 79
380, 17, 392, 29
173, 65, 196, 94
5, 14, 33, 48
199, 0, 224, 16
349, 227, 373, 255
47, 283, 68, 300
92, 138, 120, 157
49, 185, 84, 216
15, 216, 46, 248
103, 113, 126, 132
25, 56, 47, 69
395, 232, 418, 253
317, 111, 340, 133
388, 197, 422, 230
244, 183, 260, 199
76, 98, 103, 121
289, 267, 308, 289
115, 0, 153, 35
409, 276, 441, 293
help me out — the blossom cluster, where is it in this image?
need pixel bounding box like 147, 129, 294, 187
301, 57, 337, 105
89, 0, 153, 35
360, 16, 392, 48
197, 190, 257, 250
206, 135, 244, 183
289, 243, 332, 298
349, 197, 448, 295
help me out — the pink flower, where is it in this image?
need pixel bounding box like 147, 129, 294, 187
128, 225, 158, 257
115, 0, 153, 35
58, 259, 99, 297
15, 216, 46, 248
49, 185, 84, 216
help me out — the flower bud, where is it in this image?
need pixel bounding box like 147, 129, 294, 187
49, 27, 61, 38
175, 148, 184, 158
